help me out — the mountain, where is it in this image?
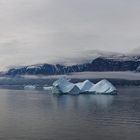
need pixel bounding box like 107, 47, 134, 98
5, 54, 140, 76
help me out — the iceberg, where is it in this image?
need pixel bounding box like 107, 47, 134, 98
52, 78, 117, 95
52, 77, 81, 95
76, 80, 94, 93
89, 80, 117, 95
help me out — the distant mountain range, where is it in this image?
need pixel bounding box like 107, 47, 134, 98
4, 53, 140, 76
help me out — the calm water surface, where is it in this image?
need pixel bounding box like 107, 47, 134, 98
0, 87, 139, 140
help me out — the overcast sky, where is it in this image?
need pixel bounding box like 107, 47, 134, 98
0, 0, 140, 70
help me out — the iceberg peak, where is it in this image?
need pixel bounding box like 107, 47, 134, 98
76, 80, 94, 93
52, 77, 80, 94
89, 79, 117, 94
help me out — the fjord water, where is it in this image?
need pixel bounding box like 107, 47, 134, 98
0, 87, 139, 140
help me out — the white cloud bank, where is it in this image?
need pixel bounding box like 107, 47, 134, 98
0, 0, 140, 70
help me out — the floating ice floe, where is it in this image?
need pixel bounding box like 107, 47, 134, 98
43, 86, 53, 94
24, 85, 36, 90
52, 78, 117, 95
43, 86, 53, 91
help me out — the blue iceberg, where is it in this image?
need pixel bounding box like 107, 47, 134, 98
51, 78, 117, 95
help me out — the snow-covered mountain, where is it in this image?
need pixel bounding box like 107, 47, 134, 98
4, 53, 140, 76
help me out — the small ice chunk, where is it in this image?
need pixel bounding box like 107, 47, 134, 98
24, 85, 36, 90
43, 86, 53, 90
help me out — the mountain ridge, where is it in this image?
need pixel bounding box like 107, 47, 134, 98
4, 53, 140, 76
